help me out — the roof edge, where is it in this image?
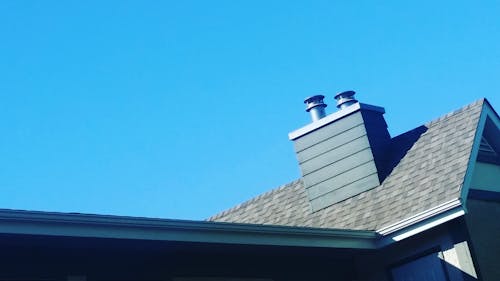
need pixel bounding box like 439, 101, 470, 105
460, 98, 500, 207
377, 207, 465, 247
376, 198, 462, 235
208, 179, 303, 221
0, 208, 377, 249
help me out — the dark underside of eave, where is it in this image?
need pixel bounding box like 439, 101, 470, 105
0, 233, 371, 280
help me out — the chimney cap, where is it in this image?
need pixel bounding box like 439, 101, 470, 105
334, 90, 358, 109
304, 94, 327, 122
304, 95, 327, 111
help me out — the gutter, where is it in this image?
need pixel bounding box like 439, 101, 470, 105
375, 199, 465, 247
0, 209, 377, 250
0, 197, 470, 250
376, 199, 462, 236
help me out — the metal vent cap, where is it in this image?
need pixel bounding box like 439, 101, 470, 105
334, 91, 358, 109
304, 95, 327, 122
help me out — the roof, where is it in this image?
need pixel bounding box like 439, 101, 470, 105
208, 99, 486, 231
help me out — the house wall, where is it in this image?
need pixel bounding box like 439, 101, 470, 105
354, 219, 478, 281
465, 159, 500, 281
465, 199, 500, 281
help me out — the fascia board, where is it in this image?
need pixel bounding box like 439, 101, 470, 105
0, 204, 469, 250
484, 98, 500, 121
0, 209, 377, 249
376, 199, 462, 236
376, 207, 465, 247
460, 100, 500, 209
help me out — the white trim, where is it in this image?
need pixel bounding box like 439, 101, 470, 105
461, 100, 500, 205
376, 199, 462, 235
391, 209, 465, 241
288, 103, 385, 140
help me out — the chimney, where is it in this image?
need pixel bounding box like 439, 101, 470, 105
289, 91, 391, 212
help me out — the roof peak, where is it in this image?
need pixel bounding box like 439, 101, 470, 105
426, 98, 485, 128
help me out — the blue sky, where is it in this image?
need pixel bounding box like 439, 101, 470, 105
0, 1, 499, 220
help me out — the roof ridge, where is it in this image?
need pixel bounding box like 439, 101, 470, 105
207, 178, 302, 221
425, 98, 484, 128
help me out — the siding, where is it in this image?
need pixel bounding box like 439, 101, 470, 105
294, 111, 381, 212
356, 220, 478, 281
465, 199, 500, 281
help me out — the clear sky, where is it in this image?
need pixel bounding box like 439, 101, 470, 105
0, 1, 499, 220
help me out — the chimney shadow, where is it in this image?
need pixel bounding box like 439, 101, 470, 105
382, 125, 428, 182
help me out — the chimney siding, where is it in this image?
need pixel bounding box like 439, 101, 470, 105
291, 103, 390, 212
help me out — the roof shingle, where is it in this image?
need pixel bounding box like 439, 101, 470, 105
208, 99, 485, 231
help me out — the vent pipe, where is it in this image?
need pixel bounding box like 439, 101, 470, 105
335, 90, 358, 109
304, 95, 327, 122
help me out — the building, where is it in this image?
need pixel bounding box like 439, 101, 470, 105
0, 93, 498, 281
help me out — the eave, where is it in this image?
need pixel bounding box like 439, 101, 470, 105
376, 199, 465, 247
0, 209, 377, 250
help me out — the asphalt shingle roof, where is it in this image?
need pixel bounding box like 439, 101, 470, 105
208, 99, 485, 231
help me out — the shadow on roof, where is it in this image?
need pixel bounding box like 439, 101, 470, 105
383, 125, 429, 183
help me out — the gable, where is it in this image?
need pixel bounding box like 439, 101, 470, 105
461, 99, 500, 202
477, 115, 500, 164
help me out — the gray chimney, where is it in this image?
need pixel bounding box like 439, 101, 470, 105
289, 91, 391, 212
